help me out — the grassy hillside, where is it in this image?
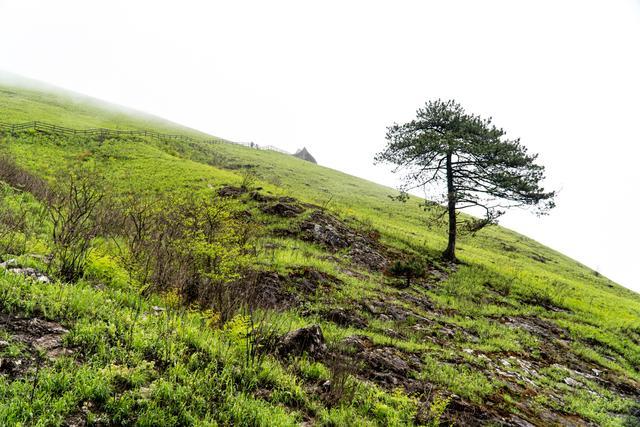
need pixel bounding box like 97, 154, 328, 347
1, 80, 639, 426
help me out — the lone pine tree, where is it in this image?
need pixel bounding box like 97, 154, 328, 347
376, 99, 555, 261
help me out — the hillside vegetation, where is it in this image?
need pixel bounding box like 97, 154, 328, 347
1, 81, 639, 426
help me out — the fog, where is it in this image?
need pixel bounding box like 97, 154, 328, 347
1, 0, 639, 291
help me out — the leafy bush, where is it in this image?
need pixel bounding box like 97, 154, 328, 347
386, 258, 426, 287
113, 191, 252, 323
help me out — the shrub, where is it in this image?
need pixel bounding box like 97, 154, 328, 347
386, 258, 426, 287
322, 353, 357, 407
47, 166, 108, 282
113, 191, 252, 323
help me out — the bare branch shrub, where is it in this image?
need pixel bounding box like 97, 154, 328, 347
322, 352, 357, 407
47, 167, 107, 282
243, 308, 285, 369
113, 190, 253, 323
108, 194, 160, 292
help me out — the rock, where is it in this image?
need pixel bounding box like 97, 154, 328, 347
299, 210, 389, 270
362, 347, 410, 375
248, 270, 299, 310
385, 305, 409, 321
383, 328, 404, 339
152, 306, 165, 313
362, 301, 382, 315
309, 222, 349, 249
502, 316, 568, 340
563, 377, 582, 388
0, 340, 9, 348
324, 308, 368, 329
438, 326, 456, 339
287, 267, 340, 296
249, 191, 276, 202
509, 415, 537, 427
0, 358, 22, 375
300, 211, 355, 249
341, 335, 374, 352
350, 241, 387, 271
591, 368, 602, 377
496, 368, 517, 379
515, 358, 539, 378
360, 299, 411, 322
0, 258, 17, 268
6, 267, 52, 284
261, 202, 304, 217
278, 196, 297, 203
400, 292, 436, 311
277, 325, 327, 359
218, 186, 247, 198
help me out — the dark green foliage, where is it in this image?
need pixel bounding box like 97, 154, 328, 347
376, 99, 555, 260
387, 258, 426, 287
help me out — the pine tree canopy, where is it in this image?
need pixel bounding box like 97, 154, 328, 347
375, 99, 556, 260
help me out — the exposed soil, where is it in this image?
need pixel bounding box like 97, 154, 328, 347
217, 185, 247, 198
261, 201, 305, 218
0, 311, 72, 378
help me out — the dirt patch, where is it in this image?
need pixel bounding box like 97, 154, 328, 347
249, 191, 277, 203
217, 185, 247, 198
0, 311, 72, 378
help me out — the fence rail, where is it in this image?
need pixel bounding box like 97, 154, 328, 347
0, 120, 289, 154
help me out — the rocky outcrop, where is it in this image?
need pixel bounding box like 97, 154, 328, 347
261, 201, 304, 217
300, 210, 388, 271
277, 324, 327, 359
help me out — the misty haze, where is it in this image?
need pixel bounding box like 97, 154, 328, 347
0, 1, 639, 426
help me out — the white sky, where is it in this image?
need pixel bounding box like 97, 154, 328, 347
1, 0, 639, 291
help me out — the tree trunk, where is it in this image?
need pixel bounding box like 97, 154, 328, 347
443, 153, 457, 262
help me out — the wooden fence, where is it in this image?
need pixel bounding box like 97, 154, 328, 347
0, 121, 289, 154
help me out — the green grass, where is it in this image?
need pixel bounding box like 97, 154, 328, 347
1, 79, 640, 426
